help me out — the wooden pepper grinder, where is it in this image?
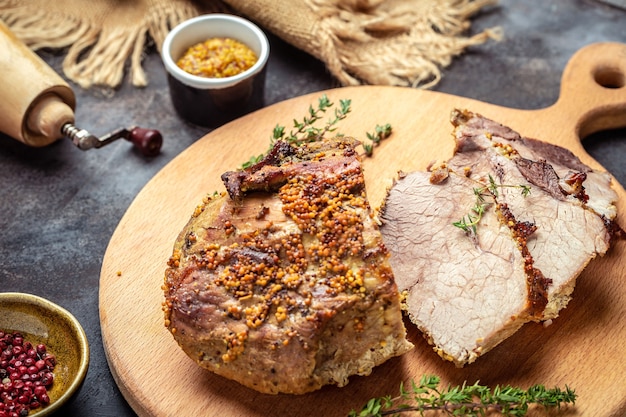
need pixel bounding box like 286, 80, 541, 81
0, 20, 162, 156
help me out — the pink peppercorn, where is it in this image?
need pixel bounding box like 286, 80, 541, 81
0, 331, 56, 414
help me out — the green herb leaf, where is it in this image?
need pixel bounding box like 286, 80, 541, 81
453, 174, 532, 237
350, 375, 576, 416
241, 95, 392, 168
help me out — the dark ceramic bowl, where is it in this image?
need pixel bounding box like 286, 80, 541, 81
0, 292, 89, 416
161, 14, 270, 128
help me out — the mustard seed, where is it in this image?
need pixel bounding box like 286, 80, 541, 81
176, 37, 258, 78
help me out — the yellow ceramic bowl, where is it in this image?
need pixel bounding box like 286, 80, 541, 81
0, 292, 89, 416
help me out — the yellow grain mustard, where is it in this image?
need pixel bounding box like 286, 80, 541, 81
176, 37, 258, 78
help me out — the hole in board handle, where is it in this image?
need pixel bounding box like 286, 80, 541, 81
593, 66, 625, 89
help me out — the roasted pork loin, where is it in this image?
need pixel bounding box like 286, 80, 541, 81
163, 137, 412, 394
380, 109, 621, 367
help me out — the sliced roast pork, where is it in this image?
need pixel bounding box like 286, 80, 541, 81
163, 137, 413, 394
380, 109, 621, 367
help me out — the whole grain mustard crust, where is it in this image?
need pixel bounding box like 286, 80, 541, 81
162, 138, 412, 394
176, 37, 258, 78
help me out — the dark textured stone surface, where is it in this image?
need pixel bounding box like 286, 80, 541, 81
0, 1, 624, 415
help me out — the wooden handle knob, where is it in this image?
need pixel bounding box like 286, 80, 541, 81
128, 127, 163, 157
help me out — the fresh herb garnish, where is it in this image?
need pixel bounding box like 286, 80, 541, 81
453, 174, 531, 236
363, 123, 393, 156
279, 95, 352, 145
349, 374, 576, 417
242, 95, 391, 168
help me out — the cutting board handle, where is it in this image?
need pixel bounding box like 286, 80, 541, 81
553, 42, 626, 139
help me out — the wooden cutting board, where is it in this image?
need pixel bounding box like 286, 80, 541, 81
100, 42, 626, 417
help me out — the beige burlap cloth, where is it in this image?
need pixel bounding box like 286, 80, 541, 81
0, 0, 499, 90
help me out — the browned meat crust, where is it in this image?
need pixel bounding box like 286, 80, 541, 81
163, 137, 412, 394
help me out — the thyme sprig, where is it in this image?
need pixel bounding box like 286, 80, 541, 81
363, 123, 393, 156
349, 375, 576, 417
275, 95, 352, 145
453, 174, 531, 235
241, 95, 392, 168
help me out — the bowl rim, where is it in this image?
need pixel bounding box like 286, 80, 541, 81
161, 13, 270, 90
0, 292, 90, 416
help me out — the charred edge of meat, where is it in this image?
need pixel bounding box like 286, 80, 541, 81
221, 170, 248, 201
221, 138, 362, 201
450, 109, 474, 127
221, 140, 297, 200
563, 171, 589, 203
258, 140, 298, 168
496, 203, 552, 318
514, 157, 566, 201
521, 137, 591, 173
603, 215, 626, 244
515, 157, 592, 204
428, 164, 450, 184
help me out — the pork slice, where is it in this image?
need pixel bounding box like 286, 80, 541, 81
163, 137, 413, 394
380, 109, 620, 367
449, 110, 615, 317
451, 109, 618, 219
382, 171, 529, 365
512, 136, 617, 219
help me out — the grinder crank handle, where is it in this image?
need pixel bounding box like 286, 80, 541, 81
126, 127, 164, 157
62, 124, 163, 157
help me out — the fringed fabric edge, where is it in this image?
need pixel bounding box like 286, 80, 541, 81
307, 0, 502, 88
0, 2, 89, 49
0, 0, 499, 90
0, 0, 223, 89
